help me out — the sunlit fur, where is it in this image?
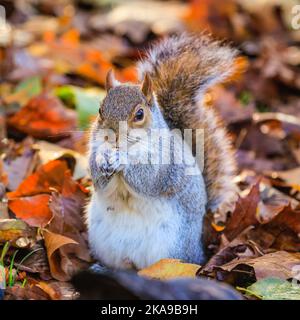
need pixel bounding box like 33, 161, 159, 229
139, 33, 238, 211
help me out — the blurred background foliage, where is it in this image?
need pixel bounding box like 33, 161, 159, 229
1, 0, 300, 300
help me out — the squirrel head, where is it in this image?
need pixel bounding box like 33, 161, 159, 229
89, 70, 169, 173
98, 70, 154, 130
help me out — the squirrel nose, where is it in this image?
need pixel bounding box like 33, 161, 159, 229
103, 130, 118, 143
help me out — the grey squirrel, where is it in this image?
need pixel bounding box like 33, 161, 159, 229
86, 34, 238, 270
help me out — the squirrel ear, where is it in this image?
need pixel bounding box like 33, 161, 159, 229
105, 69, 117, 92
141, 73, 153, 104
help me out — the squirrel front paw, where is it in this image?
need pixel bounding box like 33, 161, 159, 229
96, 150, 125, 179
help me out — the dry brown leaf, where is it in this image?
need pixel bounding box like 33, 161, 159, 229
257, 196, 290, 223
264, 204, 300, 233
212, 251, 300, 286
4, 284, 50, 300
225, 181, 260, 241
36, 281, 61, 300
201, 230, 261, 275
249, 204, 300, 252
3, 139, 39, 191
43, 230, 78, 281
47, 185, 91, 264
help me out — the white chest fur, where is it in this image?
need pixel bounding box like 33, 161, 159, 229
86, 175, 181, 269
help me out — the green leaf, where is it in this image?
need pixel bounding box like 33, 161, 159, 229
73, 88, 105, 129
0, 242, 10, 266
244, 277, 300, 300
15, 76, 42, 98
8, 250, 18, 287
55, 86, 75, 105
238, 90, 252, 106
56, 86, 105, 129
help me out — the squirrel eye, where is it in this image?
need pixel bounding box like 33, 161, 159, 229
134, 108, 144, 122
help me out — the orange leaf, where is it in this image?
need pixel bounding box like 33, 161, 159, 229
117, 67, 138, 83
43, 30, 55, 43
60, 28, 79, 47
7, 93, 77, 141
8, 160, 69, 198
76, 62, 110, 86
76, 48, 113, 85
8, 194, 53, 228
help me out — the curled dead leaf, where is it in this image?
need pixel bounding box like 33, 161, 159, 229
43, 230, 78, 281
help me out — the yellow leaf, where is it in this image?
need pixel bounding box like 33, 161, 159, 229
138, 259, 200, 280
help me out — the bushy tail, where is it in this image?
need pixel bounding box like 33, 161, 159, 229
138, 33, 239, 212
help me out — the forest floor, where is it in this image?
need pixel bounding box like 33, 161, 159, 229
1, 0, 300, 300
